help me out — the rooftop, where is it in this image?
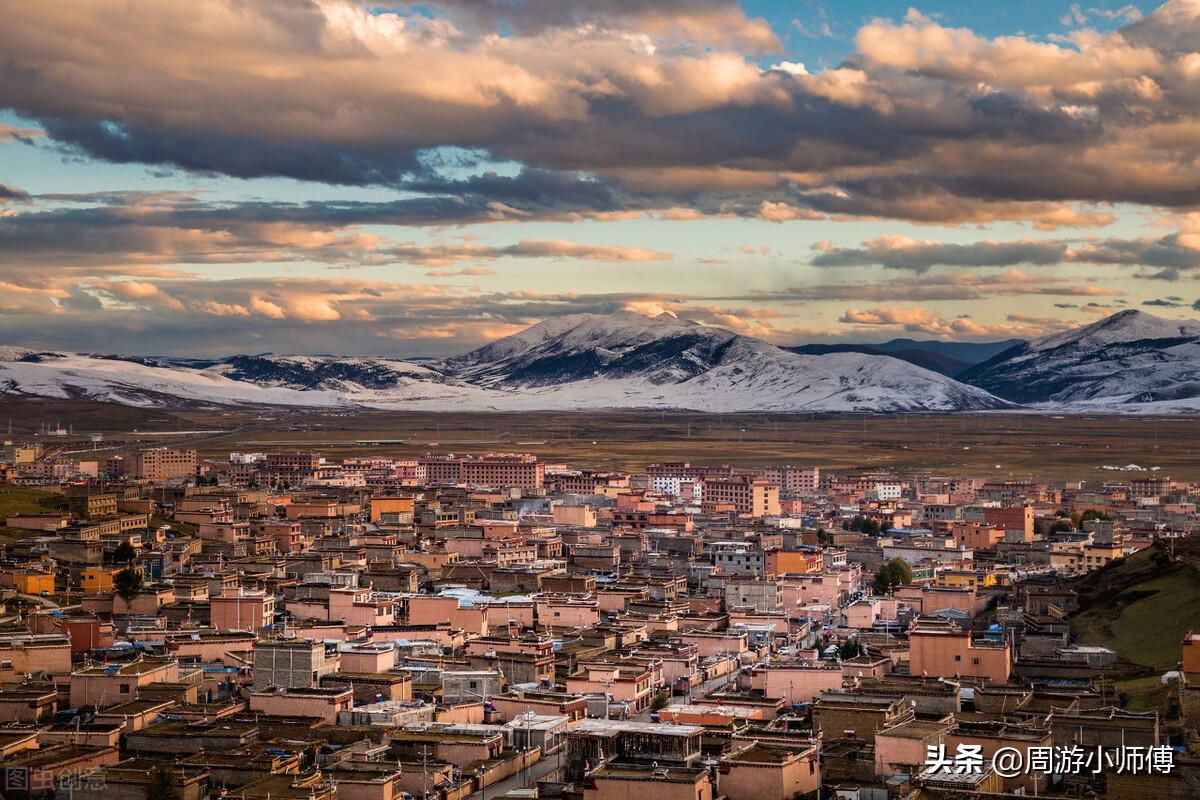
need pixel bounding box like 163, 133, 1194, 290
568, 719, 703, 737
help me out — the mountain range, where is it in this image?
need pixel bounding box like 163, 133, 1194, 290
786, 338, 1021, 378
4, 308, 1200, 413
960, 309, 1200, 411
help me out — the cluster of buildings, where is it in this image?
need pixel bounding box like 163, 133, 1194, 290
0, 444, 1197, 799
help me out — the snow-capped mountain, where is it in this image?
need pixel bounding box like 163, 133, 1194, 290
439, 311, 1010, 411
958, 309, 1200, 410
0, 312, 1010, 412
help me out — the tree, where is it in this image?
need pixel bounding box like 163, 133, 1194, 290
871, 558, 912, 595
1070, 508, 1111, 529
649, 690, 670, 711
816, 528, 829, 544
1049, 519, 1073, 534
847, 515, 882, 536
144, 763, 182, 800
114, 567, 144, 606
113, 541, 136, 564
837, 637, 861, 661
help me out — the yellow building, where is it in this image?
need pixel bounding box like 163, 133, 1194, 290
368, 495, 415, 523
1049, 549, 1085, 575
934, 568, 1000, 590
1082, 543, 1124, 571
81, 566, 116, 594
1182, 630, 1200, 676
1049, 543, 1130, 575
6, 570, 54, 595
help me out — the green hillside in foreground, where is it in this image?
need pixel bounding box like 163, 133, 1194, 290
1070, 540, 1200, 671
0, 486, 69, 547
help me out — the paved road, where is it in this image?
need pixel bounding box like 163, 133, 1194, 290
459, 753, 564, 800
629, 670, 739, 722
17, 593, 60, 609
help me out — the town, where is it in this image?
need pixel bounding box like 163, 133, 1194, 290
0, 442, 1196, 799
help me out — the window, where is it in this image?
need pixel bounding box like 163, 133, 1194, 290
469, 681, 478, 690
972, 658, 980, 666
954, 655, 962, 662
119, 683, 130, 694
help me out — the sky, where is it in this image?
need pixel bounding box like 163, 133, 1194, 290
3, 0, 1200, 356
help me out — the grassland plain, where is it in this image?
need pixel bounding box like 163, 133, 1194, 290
8, 397, 1199, 478
161, 409, 1200, 482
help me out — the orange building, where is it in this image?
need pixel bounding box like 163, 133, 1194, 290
462, 454, 545, 489
5, 569, 54, 595
983, 506, 1034, 540
701, 476, 781, 517
406, 595, 489, 635
129, 448, 196, 480
720, 740, 821, 800
764, 549, 823, 577
1183, 630, 1200, 676
210, 591, 275, 632
949, 523, 1006, 552
369, 495, 415, 523
908, 624, 1010, 683
81, 566, 115, 594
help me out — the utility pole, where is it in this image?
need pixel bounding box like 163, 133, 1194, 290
418, 745, 434, 800
522, 704, 531, 786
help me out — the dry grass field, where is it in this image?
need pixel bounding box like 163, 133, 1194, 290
8, 395, 1198, 480
164, 409, 1200, 481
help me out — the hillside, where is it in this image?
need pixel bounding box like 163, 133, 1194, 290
0, 486, 69, 547
1069, 539, 1200, 670
0, 312, 1010, 413
959, 309, 1200, 409
437, 312, 1011, 412
788, 337, 1022, 377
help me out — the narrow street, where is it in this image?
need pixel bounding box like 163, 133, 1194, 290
457, 754, 564, 800
630, 670, 739, 722
16, 592, 60, 609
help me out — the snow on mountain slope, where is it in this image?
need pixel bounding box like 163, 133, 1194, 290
0, 350, 505, 409
959, 309, 1200, 409
0, 351, 350, 408
0, 313, 1011, 412
445, 313, 601, 369
440, 311, 1011, 411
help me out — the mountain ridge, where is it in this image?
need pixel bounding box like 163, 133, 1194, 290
8, 309, 1200, 413
958, 309, 1200, 409
0, 312, 1010, 413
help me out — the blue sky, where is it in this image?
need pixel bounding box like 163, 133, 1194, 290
2, 0, 1197, 356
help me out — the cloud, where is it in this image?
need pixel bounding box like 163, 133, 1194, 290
840, 306, 939, 327
838, 304, 1076, 339
0, 193, 673, 277
812, 231, 1200, 275
500, 239, 671, 262
0, 184, 30, 203
812, 235, 1071, 273
1062, 3, 1143, 27
6, 0, 1200, 225
756, 201, 822, 221
0, 277, 752, 355
425, 268, 497, 277
434, 0, 781, 50
0, 124, 41, 145
248, 296, 286, 320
